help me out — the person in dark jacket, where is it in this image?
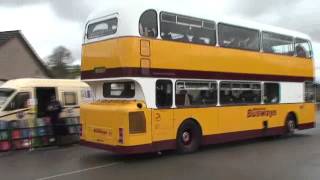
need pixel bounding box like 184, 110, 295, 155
47, 96, 63, 137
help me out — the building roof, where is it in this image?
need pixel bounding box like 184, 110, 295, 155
0, 30, 52, 78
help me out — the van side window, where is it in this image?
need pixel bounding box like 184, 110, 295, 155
263, 83, 280, 104
139, 9, 158, 38
156, 80, 173, 108
63, 92, 78, 106
295, 38, 312, 58
5, 92, 30, 111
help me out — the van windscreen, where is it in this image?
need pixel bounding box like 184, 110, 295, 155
0, 88, 14, 107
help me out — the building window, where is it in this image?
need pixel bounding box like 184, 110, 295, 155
103, 82, 135, 98
262, 32, 294, 56
218, 23, 260, 51
305, 82, 315, 102
87, 18, 118, 39
263, 83, 280, 104
5, 92, 30, 111
176, 81, 217, 107
63, 92, 78, 106
139, 9, 158, 38
156, 80, 173, 108
160, 12, 216, 45
295, 38, 312, 59
220, 82, 261, 105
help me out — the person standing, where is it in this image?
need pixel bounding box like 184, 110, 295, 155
47, 96, 62, 138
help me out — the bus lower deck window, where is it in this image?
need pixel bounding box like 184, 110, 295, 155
156, 80, 173, 108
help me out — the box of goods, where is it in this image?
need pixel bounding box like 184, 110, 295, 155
0, 131, 10, 141
13, 139, 31, 150
68, 126, 80, 134
18, 120, 29, 129
36, 118, 46, 127
27, 118, 36, 128
0, 141, 11, 151
43, 117, 51, 126
31, 138, 43, 148
36, 127, 47, 137
0, 121, 9, 130
10, 120, 19, 129
30, 129, 37, 137
21, 129, 31, 139
11, 129, 21, 140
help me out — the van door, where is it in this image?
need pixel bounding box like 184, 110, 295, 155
35, 87, 56, 118
152, 80, 174, 142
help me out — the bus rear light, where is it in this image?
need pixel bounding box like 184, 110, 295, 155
129, 112, 146, 134
119, 128, 124, 144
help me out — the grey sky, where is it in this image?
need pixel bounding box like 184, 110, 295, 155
0, 0, 319, 76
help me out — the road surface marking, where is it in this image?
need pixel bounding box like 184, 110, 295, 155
35, 162, 121, 180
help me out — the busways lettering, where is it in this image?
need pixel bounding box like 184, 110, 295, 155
247, 108, 277, 118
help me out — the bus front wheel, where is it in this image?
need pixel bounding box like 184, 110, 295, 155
176, 120, 202, 154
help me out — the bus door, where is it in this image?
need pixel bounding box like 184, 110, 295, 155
151, 80, 174, 142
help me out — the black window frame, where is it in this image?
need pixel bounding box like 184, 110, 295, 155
262, 31, 294, 56
156, 80, 173, 108
218, 23, 261, 52
159, 11, 217, 46
175, 80, 217, 107
103, 81, 135, 99
294, 38, 313, 59
87, 17, 118, 40
263, 83, 280, 104
139, 9, 158, 38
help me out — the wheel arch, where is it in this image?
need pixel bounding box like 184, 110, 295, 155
177, 118, 203, 137
286, 111, 299, 128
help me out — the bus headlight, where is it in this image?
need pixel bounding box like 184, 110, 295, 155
129, 112, 146, 134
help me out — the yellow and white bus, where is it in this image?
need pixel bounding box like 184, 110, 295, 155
80, 5, 316, 154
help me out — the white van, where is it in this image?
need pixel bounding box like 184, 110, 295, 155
0, 78, 91, 121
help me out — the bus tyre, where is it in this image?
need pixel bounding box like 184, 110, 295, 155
285, 117, 296, 136
176, 120, 202, 154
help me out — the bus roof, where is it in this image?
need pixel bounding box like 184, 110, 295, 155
87, 3, 311, 40
1, 78, 89, 89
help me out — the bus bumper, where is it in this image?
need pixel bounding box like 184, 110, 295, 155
80, 140, 154, 154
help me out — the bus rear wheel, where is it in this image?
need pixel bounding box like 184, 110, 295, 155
176, 120, 202, 154
285, 116, 296, 136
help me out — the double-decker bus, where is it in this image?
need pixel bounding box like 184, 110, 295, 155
80, 5, 316, 154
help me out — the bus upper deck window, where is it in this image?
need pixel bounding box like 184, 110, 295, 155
139, 9, 158, 38
295, 38, 312, 59
87, 18, 118, 39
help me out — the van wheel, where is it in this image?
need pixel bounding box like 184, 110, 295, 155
176, 120, 202, 154
286, 117, 296, 136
